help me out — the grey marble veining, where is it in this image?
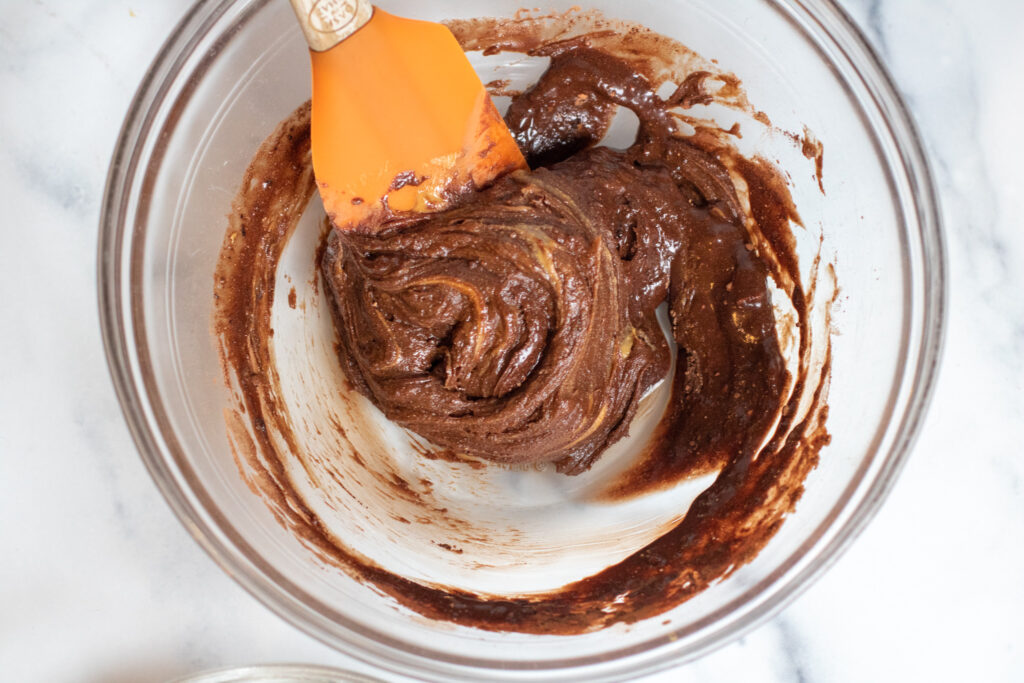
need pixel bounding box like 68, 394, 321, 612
1, 1, 1022, 681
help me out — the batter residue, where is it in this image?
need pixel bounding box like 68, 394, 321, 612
214, 9, 832, 634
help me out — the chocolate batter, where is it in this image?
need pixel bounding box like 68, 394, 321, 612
323, 45, 784, 476
214, 9, 832, 634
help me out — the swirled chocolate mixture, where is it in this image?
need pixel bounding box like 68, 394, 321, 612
324, 46, 792, 475
215, 9, 832, 634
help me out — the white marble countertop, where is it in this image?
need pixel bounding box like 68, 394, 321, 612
2, 0, 1022, 681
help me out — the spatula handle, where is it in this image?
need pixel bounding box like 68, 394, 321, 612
289, 0, 373, 52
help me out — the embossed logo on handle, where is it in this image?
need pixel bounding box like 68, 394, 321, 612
308, 0, 359, 34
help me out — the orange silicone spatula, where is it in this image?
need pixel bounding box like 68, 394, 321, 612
288, 0, 527, 231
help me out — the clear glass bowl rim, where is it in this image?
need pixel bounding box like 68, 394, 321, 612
171, 664, 384, 683
98, 0, 947, 680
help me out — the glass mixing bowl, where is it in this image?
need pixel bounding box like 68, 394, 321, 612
99, 0, 945, 680
172, 664, 382, 683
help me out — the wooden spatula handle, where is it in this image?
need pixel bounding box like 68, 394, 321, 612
289, 0, 373, 52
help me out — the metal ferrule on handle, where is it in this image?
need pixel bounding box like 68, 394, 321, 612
289, 0, 374, 52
